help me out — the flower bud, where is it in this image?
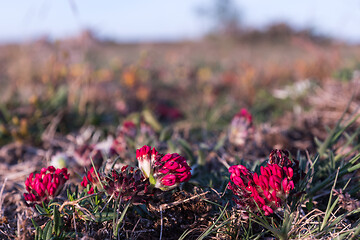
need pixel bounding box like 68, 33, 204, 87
136, 145, 160, 178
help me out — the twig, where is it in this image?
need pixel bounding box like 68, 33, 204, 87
160, 206, 163, 240
58, 192, 101, 216
0, 228, 11, 240
73, 211, 77, 236
3, 168, 36, 180
131, 218, 141, 236
210, 187, 221, 198
217, 154, 230, 169
100, 193, 114, 213
75, 203, 96, 221
159, 191, 209, 211
17, 213, 21, 238
221, 184, 229, 198
41, 111, 63, 142
0, 178, 7, 217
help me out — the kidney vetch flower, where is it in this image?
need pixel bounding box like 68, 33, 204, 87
228, 150, 300, 215
136, 145, 192, 191
24, 166, 70, 206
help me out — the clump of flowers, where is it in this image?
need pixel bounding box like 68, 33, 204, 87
81, 167, 102, 194
104, 166, 151, 203
136, 145, 192, 191
228, 108, 254, 147
78, 146, 191, 200
24, 166, 70, 206
228, 150, 300, 216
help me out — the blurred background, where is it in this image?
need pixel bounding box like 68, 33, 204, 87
2, 0, 360, 43
0, 0, 360, 152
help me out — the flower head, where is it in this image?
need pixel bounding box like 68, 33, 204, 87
153, 153, 192, 191
228, 161, 296, 216
268, 149, 304, 182
136, 145, 161, 178
136, 145, 192, 191
269, 149, 293, 167
228, 108, 254, 147
104, 165, 151, 203
24, 166, 69, 205
81, 167, 102, 194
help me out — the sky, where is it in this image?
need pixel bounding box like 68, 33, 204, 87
1, 0, 360, 43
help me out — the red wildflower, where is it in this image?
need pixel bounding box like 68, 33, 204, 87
136, 145, 192, 191
24, 166, 69, 206
81, 167, 101, 194
136, 145, 161, 178
228, 157, 297, 215
154, 153, 192, 190
104, 166, 151, 203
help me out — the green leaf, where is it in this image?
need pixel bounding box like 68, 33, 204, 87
196, 202, 229, 240
49, 85, 68, 110
214, 134, 227, 151
35, 204, 48, 215
36, 228, 42, 240
67, 188, 75, 201
149, 173, 156, 187
320, 168, 340, 231
178, 229, 197, 240
53, 205, 62, 236
178, 138, 195, 163
142, 109, 162, 132
86, 211, 115, 222
43, 220, 53, 240
167, 140, 177, 153
31, 219, 41, 240
159, 126, 172, 142
306, 200, 313, 211
350, 222, 360, 240
31, 218, 39, 228
133, 204, 151, 218
197, 148, 206, 166
114, 201, 131, 237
